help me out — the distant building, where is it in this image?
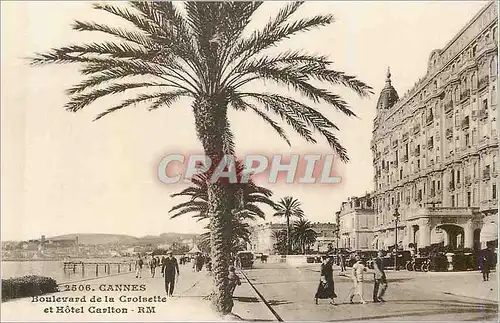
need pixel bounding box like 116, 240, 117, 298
249, 222, 337, 254
336, 193, 376, 250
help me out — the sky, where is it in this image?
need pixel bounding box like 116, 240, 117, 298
1, 1, 489, 241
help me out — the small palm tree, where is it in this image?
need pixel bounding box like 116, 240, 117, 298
169, 163, 274, 253
30, 2, 372, 313
291, 218, 318, 254
272, 229, 288, 255
273, 196, 305, 254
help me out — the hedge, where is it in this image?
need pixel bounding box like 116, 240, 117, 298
2, 275, 58, 301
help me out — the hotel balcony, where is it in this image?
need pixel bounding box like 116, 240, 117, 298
392, 160, 398, 168
472, 110, 478, 120
402, 132, 409, 142
392, 140, 398, 148
384, 147, 389, 154
460, 89, 471, 102
412, 124, 421, 134
427, 139, 434, 149
461, 116, 470, 129
448, 181, 455, 192
465, 175, 472, 186
444, 100, 453, 113
478, 76, 489, 90
402, 154, 408, 163
413, 146, 420, 157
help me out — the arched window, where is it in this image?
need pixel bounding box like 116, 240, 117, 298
492, 85, 497, 106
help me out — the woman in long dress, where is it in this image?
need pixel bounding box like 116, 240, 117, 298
315, 256, 337, 305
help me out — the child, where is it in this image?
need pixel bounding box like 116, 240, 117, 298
349, 255, 367, 304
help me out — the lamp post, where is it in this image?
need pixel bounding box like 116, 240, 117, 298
393, 204, 400, 271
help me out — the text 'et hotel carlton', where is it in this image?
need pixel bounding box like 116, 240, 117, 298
369, 1, 498, 252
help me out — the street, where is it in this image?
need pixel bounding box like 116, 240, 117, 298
241, 262, 498, 321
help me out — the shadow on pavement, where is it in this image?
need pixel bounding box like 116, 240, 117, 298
267, 299, 292, 306
234, 296, 259, 303
326, 299, 498, 321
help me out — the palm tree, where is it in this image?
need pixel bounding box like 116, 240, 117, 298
291, 218, 318, 254
273, 196, 305, 254
30, 2, 371, 314
272, 229, 288, 255
169, 163, 274, 223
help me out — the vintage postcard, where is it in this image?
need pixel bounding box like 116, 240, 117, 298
1, 1, 498, 322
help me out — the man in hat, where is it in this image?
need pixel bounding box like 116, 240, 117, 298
373, 250, 388, 303
162, 251, 180, 296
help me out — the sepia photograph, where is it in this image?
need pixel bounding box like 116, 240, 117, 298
1, 1, 498, 321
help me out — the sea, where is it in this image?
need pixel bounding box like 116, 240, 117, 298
1, 259, 135, 284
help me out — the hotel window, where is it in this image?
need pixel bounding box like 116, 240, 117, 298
493, 183, 497, 200
457, 170, 460, 183
451, 195, 455, 207
400, 169, 403, 180
491, 57, 498, 76
437, 181, 441, 191
472, 129, 477, 144
493, 155, 497, 172
465, 133, 470, 147
483, 98, 488, 111
492, 86, 497, 106
473, 188, 477, 204
492, 120, 497, 137
467, 192, 471, 207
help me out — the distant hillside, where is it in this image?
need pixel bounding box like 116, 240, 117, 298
49, 233, 138, 245
48, 232, 199, 246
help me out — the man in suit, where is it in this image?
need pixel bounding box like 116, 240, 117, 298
372, 250, 388, 303
162, 251, 180, 296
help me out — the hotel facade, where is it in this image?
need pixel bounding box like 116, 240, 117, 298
371, 2, 498, 252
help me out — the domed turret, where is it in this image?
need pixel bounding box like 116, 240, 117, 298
376, 67, 399, 110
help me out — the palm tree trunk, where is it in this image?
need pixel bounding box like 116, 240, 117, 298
193, 96, 234, 315
286, 216, 290, 254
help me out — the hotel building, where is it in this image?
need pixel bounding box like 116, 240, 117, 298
371, 2, 498, 251
336, 193, 376, 250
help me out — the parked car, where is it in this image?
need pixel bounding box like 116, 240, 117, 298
237, 251, 254, 269
367, 251, 412, 270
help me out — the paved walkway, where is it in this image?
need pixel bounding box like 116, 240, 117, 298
1, 264, 271, 321
243, 262, 498, 321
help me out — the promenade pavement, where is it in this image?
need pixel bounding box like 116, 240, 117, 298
1, 263, 272, 322
242, 262, 498, 322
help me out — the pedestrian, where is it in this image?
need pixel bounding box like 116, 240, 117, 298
480, 248, 491, 281
162, 251, 180, 296
235, 255, 242, 269
161, 256, 166, 277
149, 255, 156, 278
228, 265, 242, 302
349, 255, 367, 304
135, 255, 143, 278
372, 250, 388, 303
340, 253, 346, 272
314, 255, 337, 305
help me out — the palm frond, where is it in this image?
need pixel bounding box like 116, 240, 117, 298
93, 91, 188, 121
